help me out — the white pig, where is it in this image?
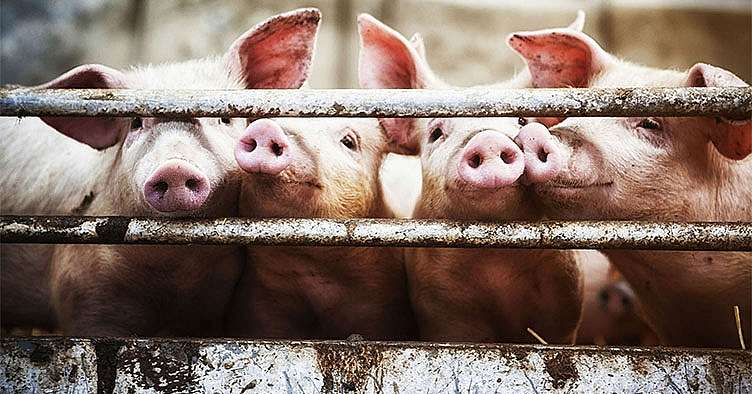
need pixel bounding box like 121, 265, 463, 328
357, 14, 585, 343
1, 8, 321, 336
227, 117, 417, 340
508, 20, 751, 348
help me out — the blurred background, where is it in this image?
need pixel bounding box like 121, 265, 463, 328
1, 0, 750, 87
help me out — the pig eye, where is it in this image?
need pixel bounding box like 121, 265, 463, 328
220, 117, 232, 125
517, 117, 528, 126
130, 117, 143, 130
637, 118, 662, 130
340, 134, 357, 151
429, 127, 444, 143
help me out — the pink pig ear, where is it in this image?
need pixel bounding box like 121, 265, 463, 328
358, 14, 437, 155
225, 8, 321, 89
687, 63, 751, 160
409, 33, 427, 60
507, 17, 612, 88
37, 64, 130, 150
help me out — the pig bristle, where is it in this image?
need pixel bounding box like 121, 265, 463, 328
126, 57, 245, 90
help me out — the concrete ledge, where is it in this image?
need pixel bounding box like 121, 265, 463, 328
1, 337, 750, 393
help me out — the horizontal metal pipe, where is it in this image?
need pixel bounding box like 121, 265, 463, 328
1, 216, 750, 250
1, 87, 750, 118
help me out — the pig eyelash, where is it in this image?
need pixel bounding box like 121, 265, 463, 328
637, 118, 662, 131
340, 134, 358, 151
130, 117, 143, 130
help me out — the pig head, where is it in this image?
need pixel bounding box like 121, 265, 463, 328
508, 20, 751, 347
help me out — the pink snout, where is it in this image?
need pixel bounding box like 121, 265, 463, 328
144, 160, 210, 213
515, 123, 564, 184
457, 130, 525, 189
235, 119, 292, 175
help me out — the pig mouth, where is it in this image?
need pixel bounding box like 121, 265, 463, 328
252, 173, 323, 190
546, 180, 613, 189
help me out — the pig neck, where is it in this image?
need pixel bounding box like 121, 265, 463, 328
411, 187, 575, 285
604, 160, 751, 346
250, 191, 396, 270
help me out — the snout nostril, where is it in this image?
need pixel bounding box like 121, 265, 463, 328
185, 178, 200, 191
154, 181, 168, 195
271, 142, 284, 157
598, 289, 609, 304
468, 154, 482, 169
621, 296, 631, 309
537, 149, 549, 163
500, 152, 514, 165
246, 139, 258, 152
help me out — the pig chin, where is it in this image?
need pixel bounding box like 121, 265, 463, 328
246, 171, 322, 208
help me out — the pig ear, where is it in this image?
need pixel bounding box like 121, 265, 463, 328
687, 63, 751, 160
36, 64, 130, 150
225, 8, 321, 89
358, 14, 437, 154
567, 10, 586, 32
507, 23, 612, 88
409, 33, 427, 60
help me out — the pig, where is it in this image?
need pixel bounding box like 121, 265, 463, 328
576, 251, 657, 345
226, 116, 417, 340
1, 8, 321, 336
507, 19, 751, 348
356, 14, 585, 343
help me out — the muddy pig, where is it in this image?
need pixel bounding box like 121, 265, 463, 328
508, 18, 751, 348
1, 8, 321, 336
357, 14, 586, 343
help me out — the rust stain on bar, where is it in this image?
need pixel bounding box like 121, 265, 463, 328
1, 216, 750, 251
1, 87, 750, 118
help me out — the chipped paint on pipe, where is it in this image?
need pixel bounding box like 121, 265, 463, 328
1, 87, 750, 118
1, 338, 750, 393
1, 216, 751, 250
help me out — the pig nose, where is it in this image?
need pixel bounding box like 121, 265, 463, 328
458, 130, 524, 188
599, 286, 633, 315
144, 160, 210, 213
515, 123, 564, 184
235, 119, 292, 175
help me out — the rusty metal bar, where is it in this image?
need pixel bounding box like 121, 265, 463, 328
1, 337, 750, 393
2, 216, 751, 250
1, 87, 750, 118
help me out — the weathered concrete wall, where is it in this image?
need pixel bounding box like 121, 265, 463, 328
2, 0, 749, 87
2, 337, 750, 393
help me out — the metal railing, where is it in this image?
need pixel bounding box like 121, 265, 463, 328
1, 86, 751, 250
2, 86, 751, 392
1, 216, 751, 250
2, 87, 750, 118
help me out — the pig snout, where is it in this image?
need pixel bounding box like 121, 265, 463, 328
235, 119, 292, 175
457, 130, 524, 188
598, 281, 635, 316
144, 160, 210, 213
515, 123, 564, 184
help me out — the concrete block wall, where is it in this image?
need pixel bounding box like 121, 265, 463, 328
2, 0, 750, 87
